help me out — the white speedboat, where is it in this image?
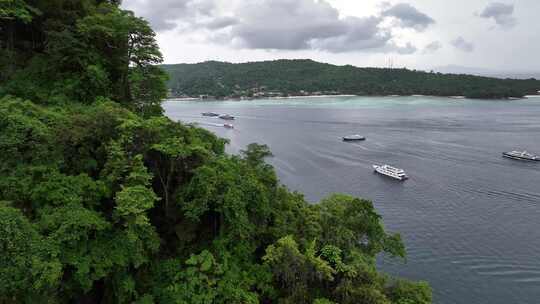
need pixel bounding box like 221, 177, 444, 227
202, 112, 219, 117
502, 150, 540, 161
373, 164, 408, 181
219, 114, 235, 120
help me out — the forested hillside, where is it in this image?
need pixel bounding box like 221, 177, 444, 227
1, 1, 430, 303
162, 60, 540, 99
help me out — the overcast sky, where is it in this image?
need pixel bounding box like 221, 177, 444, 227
122, 0, 540, 71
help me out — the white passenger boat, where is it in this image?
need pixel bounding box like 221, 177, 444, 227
373, 164, 408, 181
343, 134, 366, 141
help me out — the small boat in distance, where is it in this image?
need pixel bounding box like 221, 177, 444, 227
202, 112, 219, 117
223, 124, 234, 129
502, 150, 540, 161
343, 134, 366, 141
219, 114, 235, 120
373, 164, 408, 181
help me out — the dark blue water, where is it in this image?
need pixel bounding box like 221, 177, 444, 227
164, 96, 540, 304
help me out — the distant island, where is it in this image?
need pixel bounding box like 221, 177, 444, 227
161, 59, 540, 100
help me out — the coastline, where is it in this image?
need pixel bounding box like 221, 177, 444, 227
270, 94, 357, 99
165, 93, 539, 102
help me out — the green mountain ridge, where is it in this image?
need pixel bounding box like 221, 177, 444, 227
161, 59, 540, 99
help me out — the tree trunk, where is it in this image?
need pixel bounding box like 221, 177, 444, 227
123, 36, 133, 103
7, 21, 14, 51
5, 20, 16, 77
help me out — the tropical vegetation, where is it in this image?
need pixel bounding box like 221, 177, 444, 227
1, 0, 431, 303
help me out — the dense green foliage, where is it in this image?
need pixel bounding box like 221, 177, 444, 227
1, 1, 431, 303
0, 98, 431, 303
162, 60, 540, 99
0, 0, 166, 116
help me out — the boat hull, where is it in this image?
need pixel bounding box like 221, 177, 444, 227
343, 137, 366, 142
502, 153, 540, 161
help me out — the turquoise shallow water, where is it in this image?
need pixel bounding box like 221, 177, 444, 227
165, 96, 540, 304
167, 95, 540, 109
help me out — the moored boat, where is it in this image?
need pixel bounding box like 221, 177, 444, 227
219, 114, 235, 120
223, 123, 234, 129
202, 112, 219, 117
373, 164, 408, 181
502, 150, 540, 161
343, 134, 366, 141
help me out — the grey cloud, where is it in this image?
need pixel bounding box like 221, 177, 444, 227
311, 17, 417, 54
122, 0, 215, 31
123, 0, 189, 31
217, 0, 424, 54
190, 0, 217, 16
388, 42, 417, 55
201, 16, 238, 30
479, 2, 517, 28
229, 0, 346, 50
382, 3, 435, 31
125, 0, 431, 54
451, 37, 474, 52
423, 41, 442, 53
309, 16, 390, 52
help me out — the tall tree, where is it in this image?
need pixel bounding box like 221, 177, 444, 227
75, 4, 166, 112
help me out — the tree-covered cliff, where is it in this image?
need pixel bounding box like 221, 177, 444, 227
0, 1, 431, 303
